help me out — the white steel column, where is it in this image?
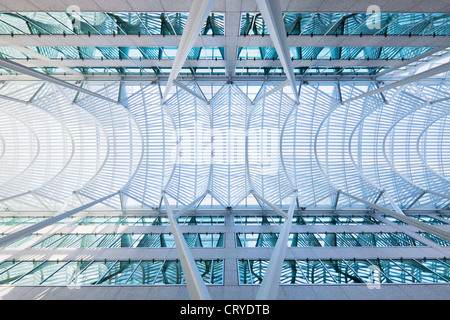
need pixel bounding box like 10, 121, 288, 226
255, 191, 298, 300
162, 191, 212, 300
256, 0, 299, 103
162, 0, 217, 103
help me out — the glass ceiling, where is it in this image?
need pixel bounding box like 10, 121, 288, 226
0, 79, 449, 212
0, 8, 448, 212
240, 12, 450, 36
0, 12, 225, 35
0, 11, 447, 77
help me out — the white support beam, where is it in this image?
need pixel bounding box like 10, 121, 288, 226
255, 191, 297, 300
162, 192, 212, 300
340, 190, 450, 242
0, 191, 119, 248
0, 57, 118, 104
174, 80, 209, 104
426, 189, 450, 201
346, 62, 450, 104
251, 190, 289, 219
29, 191, 51, 211
373, 189, 385, 204
256, 0, 299, 103
162, 0, 216, 103
252, 79, 290, 105
7, 44, 81, 76
332, 190, 340, 210
173, 191, 209, 219
0, 191, 30, 203
406, 190, 427, 210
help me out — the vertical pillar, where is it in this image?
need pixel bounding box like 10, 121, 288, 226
255, 191, 297, 300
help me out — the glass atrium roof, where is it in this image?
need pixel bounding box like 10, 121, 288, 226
0, 5, 448, 213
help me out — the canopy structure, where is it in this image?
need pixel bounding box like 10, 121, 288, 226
0, 0, 449, 301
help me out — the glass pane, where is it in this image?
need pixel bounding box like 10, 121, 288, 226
69, 261, 116, 286
321, 260, 364, 284
13, 261, 67, 285
42, 261, 93, 286
0, 261, 42, 285
344, 259, 392, 284
126, 261, 163, 285
280, 260, 308, 284
96, 261, 141, 285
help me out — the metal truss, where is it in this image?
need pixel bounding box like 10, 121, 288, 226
1, 79, 449, 214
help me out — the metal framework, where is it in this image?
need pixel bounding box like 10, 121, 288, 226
0, 0, 449, 301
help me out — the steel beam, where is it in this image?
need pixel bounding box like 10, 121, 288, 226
13, 57, 412, 69
1, 34, 447, 49
174, 80, 209, 104
406, 191, 427, 210
0, 57, 118, 104
346, 62, 450, 103
251, 190, 289, 219
255, 191, 297, 300
0, 0, 447, 13
173, 191, 209, 219
256, 0, 298, 103
332, 190, 340, 210
340, 190, 450, 242
162, 0, 217, 103
252, 79, 290, 105
162, 191, 212, 300
0, 191, 119, 248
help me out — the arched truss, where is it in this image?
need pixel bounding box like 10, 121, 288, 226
209, 84, 252, 208
0, 79, 449, 212
281, 84, 338, 207
248, 83, 295, 206
122, 83, 178, 208
164, 82, 211, 206
0, 81, 142, 211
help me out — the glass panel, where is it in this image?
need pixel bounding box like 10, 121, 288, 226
369, 259, 416, 283
196, 260, 224, 284
344, 259, 392, 284
154, 260, 184, 284
416, 259, 450, 282
90, 234, 123, 248
280, 260, 308, 284
96, 261, 140, 285
238, 260, 253, 284
66, 234, 104, 248
69, 261, 116, 286
408, 215, 447, 225
418, 232, 450, 246
135, 234, 159, 247
301, 260, 336, 284
290, 233, 322, 247
41, 261, 93, 286
13, 261, 67, 285
0, 261, 42, 285
321, 260, 364, 284
126, 261, 163, 285
3, 234, 40, 248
